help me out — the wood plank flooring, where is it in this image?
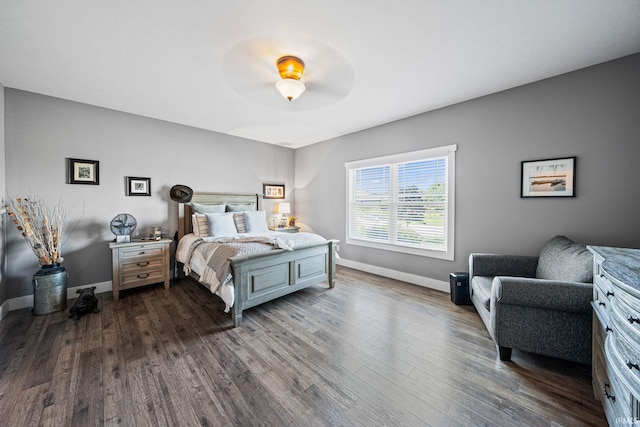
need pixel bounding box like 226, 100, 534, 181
0, 266, 607, 426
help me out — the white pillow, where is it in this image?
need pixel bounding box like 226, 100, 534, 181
243, 210, 269, 233
205, 213, 237, 237
192, 213, 209, 237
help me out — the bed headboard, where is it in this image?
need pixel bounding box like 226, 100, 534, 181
177, 192, 261, 239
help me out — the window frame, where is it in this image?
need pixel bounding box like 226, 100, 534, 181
345, 144, 456, 261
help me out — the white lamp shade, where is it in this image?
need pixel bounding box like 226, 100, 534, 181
277, 202, 291, 215
275, 78, 306, 101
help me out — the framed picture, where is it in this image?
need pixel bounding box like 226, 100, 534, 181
521, 156, 576, 198
126, 177, 151, 196
67, 158, 99, 185
263, 184, 285, 199
116, 235, 131, 243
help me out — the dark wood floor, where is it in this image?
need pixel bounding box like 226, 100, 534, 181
0, 266, 606, 426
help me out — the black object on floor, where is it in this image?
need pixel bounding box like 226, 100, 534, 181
450, 272, 471, 305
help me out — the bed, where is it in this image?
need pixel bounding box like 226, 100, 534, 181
176, 192, 338, 327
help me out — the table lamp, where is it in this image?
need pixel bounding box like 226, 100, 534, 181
277, 202, 291, 227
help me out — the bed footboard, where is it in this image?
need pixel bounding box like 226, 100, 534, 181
230, 239, 338, 327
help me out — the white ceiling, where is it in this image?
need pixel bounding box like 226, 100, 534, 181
2, 1, 640, 149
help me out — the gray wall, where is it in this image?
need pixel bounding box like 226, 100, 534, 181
295, 53, 640, 283
3, 53, 639, 303
4, 90, 294, 299
0, 84, 6, 306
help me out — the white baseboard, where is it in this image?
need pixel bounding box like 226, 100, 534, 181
336, 258, 450, 293
1, 261, 449, 321
67, 280, 113, 299
0, 280, 113, 322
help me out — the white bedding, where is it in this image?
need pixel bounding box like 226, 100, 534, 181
176, 231, 328, 312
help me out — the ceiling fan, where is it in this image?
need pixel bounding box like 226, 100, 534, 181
221, 36, 354, 110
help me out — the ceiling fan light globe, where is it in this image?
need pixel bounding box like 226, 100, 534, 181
276, 78, 306, 101
276, 56, 305, 80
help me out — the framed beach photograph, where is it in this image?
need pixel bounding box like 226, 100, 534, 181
66, 158, 99, 185
263, 184, 285, 199
521, 156, 576, 198
126, 177, 151, 196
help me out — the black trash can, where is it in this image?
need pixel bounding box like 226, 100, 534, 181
449, 272, 470, 305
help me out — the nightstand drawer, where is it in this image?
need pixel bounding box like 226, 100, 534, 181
121, 268, 166, 289
119, 245, 164, 260
121, 257, 164, 273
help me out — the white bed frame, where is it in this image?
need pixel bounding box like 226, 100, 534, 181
177, 192, 337, 327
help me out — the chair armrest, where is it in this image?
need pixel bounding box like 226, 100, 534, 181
492, 276, 593, 313
469, 254, 538, 278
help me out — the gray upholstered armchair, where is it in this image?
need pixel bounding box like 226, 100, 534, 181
469, 235, 594, 364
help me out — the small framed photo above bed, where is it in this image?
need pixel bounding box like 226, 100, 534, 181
521, 156, 576, 198
125, 176, 151, 196
263, 184, 285, 199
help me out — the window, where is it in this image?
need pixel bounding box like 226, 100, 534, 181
345, 145, 456, 260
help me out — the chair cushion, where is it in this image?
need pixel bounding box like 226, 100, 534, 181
535, 235, 593, 283
471, 276, 493, 312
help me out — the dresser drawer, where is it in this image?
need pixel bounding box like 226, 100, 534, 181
593, 271, 614, 323
611, 296, 640, 345
612, 327, 640, 387
592, 311, 608, 350
602, 338, 627, 422
592, 337, 608, 402
615, 285, 640, 315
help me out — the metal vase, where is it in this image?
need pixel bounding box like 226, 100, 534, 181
32, 264, 68, 315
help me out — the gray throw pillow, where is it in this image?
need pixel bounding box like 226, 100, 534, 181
536, 235, 593, 283
226, 204, 255, 212
191, 203, 226, 214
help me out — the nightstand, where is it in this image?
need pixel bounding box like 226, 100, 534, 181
270, 226, 300, 233
109, 238, 171, 300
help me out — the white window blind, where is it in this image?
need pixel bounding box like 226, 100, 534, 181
346, 145, 456, 260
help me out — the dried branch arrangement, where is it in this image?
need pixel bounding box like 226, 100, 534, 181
4, 197, 65, 266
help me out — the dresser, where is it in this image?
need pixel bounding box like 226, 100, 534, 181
110, 238, 172, 300
588, 246, 640, 426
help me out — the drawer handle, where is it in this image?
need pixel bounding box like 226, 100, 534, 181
138, 251, 146, 255
137, 273, 150, 279
626, 360, 640, 371
605, 326, 613, 333
137, 261, 150, 267
627, 315, 640, 324
603, 382, 615, 402
606, 291, 614, 297
598, 301, 606, 307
